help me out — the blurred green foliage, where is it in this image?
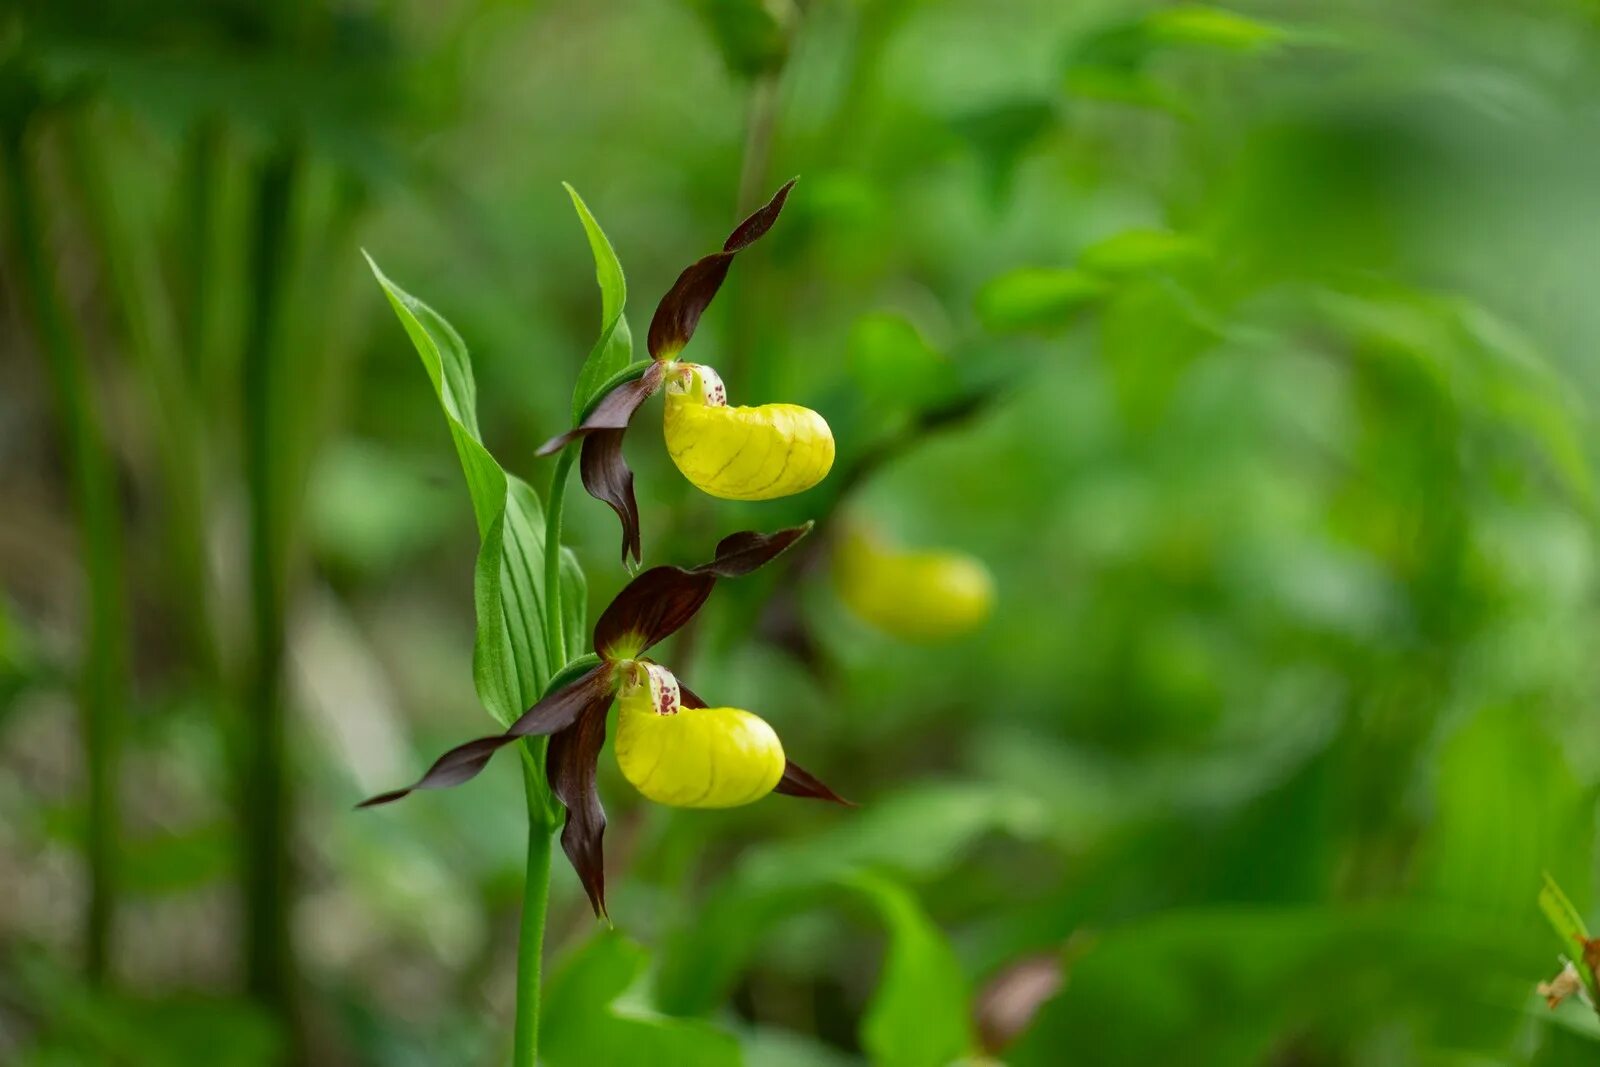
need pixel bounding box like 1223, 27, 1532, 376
5, 0, 1600, 1064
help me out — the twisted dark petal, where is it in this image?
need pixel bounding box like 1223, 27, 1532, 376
723, 178, 797, 252
535, 361, 666, 457
677, 683, 709, 709
356, 667, 613, 808
548, 699, 612, 918
646, 180, 797, 359
593, 566, 717, 658
774, 759, 854, 807
695, 523, 813, 577
580, 428, 641, 565
591, 525, 812, 656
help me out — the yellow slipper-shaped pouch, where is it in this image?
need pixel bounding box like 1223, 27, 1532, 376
664, 364, 834, 501
614, 663, 786, 809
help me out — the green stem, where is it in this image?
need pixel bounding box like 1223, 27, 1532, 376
178, 119, 224, 398
240, 141, 302, 1039
513, 746, 556, 1067
543, 444, 578, 668
62, 110, 221, 688
3, 120, 129, 985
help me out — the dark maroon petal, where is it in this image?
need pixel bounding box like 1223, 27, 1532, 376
535, 361, 666, 457
592, 566, 717, 659
580, 429, 642, 566
723, 178, 796, 252
695, 523, 812, 577
590, 525, 813, 657
677, 683, 708, 709
357, 667, 614, 808
773, 758, 853, 806
646, 180, 797, 360
548, 699, 612, 917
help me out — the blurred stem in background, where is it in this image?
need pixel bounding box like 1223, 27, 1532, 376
2, 117, 130, 986
239, 140, 304, 1040
178, 120, 227, 413
62, 109, 221, 691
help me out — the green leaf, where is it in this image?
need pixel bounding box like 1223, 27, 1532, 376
688, 0, 789, 79
1079, 229, 1208, 277
543, 931, 741, 1067
1008, 907, 1532, 1067
365, 253, 555, 722
1542, 874, 1600, 1002
1062, 8, 1286, 111
849, 872, 974, 1067
564, 184, 634, 423
1145, 5, 1286, 52
951, 97, 1057, 203
975, 267, 1105, 334
846, 312, 955, 412
560, 545, 589, 658
1416, 706, 1591, 926
657, 783, 1041, 1022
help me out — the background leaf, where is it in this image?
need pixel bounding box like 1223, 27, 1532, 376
850, 872, 974, 1067
975, 267, 1105, 334
542, 931, 741, 1067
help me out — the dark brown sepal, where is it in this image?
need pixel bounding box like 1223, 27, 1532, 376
694, 523, 812, 578
547, 699, 612, 917
356, 666, 614, 808
580, 429, 642, 565
590, 525, 812, 657
593, 566, 717, 659
535, 360, 666, 457
723, 178, 798, 253
773, 758, 854, 806
645, 180, 797, 360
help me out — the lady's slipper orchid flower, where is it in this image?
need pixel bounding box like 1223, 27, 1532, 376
536, 181, 835, 564
360, 525, 847, 917
832, 526, 995, 642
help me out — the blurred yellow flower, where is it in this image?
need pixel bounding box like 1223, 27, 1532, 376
833, 526, 995, 641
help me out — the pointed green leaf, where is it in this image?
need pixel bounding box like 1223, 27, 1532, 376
1145, 5, 1286, 52
1542, 873, 1600, 1002
849, 872, 975, 1067
976, 267, 1106, 334
564, 184, 634, 423
365, 253, 556, 722
543, 931, 740, 1067
1079, 229, 1209, 277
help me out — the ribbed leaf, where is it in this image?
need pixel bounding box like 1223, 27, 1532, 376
564, 184, 634, 424
365, 253, 555, 723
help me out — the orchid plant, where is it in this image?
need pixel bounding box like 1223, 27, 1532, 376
361, 182, 844, 1064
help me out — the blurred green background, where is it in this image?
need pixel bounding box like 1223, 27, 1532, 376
5, 0, 1600, 1063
